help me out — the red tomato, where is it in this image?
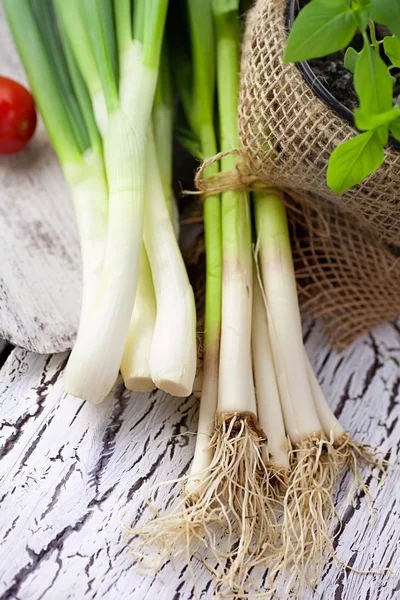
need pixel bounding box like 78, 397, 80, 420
0, 76, 37, 155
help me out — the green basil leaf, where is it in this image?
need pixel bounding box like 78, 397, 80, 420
284, 0, 357, 62
376, 124, 389, 145
383, 35, 400, 67
344, 46, 360, 72
354, 106, 400, 130
327, 130, 384, 193
354, 43, 393, 114
390, 117, 400, 141
371, 0, 400, 38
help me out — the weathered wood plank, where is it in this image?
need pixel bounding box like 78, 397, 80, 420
0, 7, 81, 353
0, 322, 399, 599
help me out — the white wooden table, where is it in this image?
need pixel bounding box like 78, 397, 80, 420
0, 5, 399, 599
0, 319, 399, 600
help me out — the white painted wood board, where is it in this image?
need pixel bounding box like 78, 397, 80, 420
0, 320, 399, 599
0, 6, 81, 354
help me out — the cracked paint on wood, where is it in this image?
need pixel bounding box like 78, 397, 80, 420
0, 321, 399, 599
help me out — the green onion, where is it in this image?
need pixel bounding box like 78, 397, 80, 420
61, 0, 169, 403
54, 0, 108, 134
251, 266, 289, 470
114, 0, 132, 63
153, 43, 179, 234
126, 0, 223, 561
6, 0, 80, 163
130, 2, 268, 587
33, 0, 89, 154
5, 0, 108, 332
56, 7, 103, 158
143, 128, 197, 395
254, 192, 322, 442
183, 0, 222, 493
212, 0, 255, 417
118, 1, 196, 396
120, 248, 156, 392
253, 190, 381, 590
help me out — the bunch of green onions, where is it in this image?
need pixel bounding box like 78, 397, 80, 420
6, 0, 197, 403
130, 0, 384, 595
6, 0, 384, 596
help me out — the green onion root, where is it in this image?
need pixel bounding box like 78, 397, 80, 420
255, 191, 386, 591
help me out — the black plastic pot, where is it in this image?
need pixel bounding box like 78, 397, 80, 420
287, 0, 400, 151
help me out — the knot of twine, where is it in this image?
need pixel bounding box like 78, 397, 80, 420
190, 148, 276, 197
183, 148, 331, 240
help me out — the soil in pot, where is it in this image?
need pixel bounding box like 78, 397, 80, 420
294, 0, 400, 114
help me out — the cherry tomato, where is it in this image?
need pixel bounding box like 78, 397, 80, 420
0, 76, 37, 155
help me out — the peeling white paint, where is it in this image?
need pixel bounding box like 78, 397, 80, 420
0, 321, 399, 599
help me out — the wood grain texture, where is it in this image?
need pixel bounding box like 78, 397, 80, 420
0, 320, 399, 600
0, 7, 81, 354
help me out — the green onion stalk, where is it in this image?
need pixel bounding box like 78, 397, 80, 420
114, 1, 155, 393
199, 1, 280, 588
152, 45, 180, 237
121, 39, 190, 392
5, 0, 108, 335
143, 126, 197, 396
8, 0, 197, 401
129, 0, 223, 562
120, 0, 196, 397
120, 246, 157, 392
121, 37, 185, 392
251, 264, 289, 472
55, 0, 177, 403
130, 1, 283, 592
54, 0, 109, 136
179, 0, 222, 500
121, 43, 179, 392
253, 191, 384, 592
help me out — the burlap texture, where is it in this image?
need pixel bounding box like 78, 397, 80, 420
240, 0, 400, 244
286, 199, 400, 348
238, 0, 400, 347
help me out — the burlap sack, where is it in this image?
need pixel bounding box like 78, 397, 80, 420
239, 0, 400, 347
286, 198, 400, 347
240, 0, 400, 243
